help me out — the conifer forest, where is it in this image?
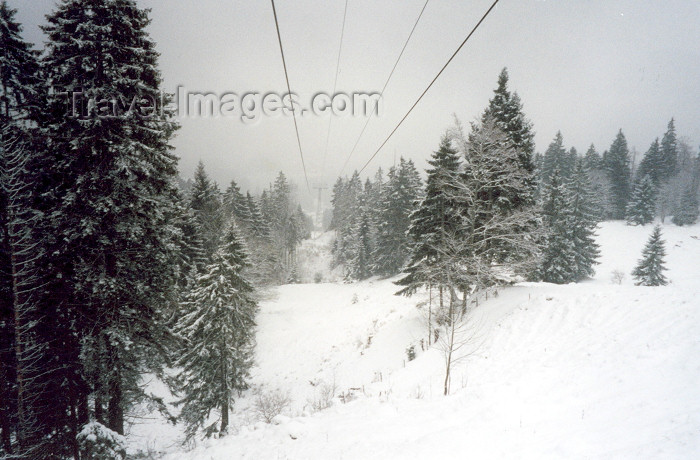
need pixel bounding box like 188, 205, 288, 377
1, 1, 699, 458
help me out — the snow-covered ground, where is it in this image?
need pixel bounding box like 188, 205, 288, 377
134, 221, 700, 459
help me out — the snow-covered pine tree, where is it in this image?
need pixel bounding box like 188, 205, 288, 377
632, 225, 668, 286
328, 176, 345, 232
482, 68, 536, 184
626, 175, 657, 225
475, 72, 537, 262
538, 170, 576, 283
584, 144, 603, 171
286, 263, 300, 283
175, 222, 256, 439
348, 182, 374, 280
659, 118, 678, 182
223, 180, 250, 228
396, 134, 461, 294
189, 161, 224, 259
331, 172, 362, 269
367, 168, 385, 248
294, 204, 313, 241
241, 191, 281, 287
636, 139, 663, 186
270, 172, 302, 268
671, 186, 699, 226
259, 188, 275, 225
170, 187, 207, 291
583, 144, 612, 219
408, 116, 542, 319
41, 0, 180, 442
246, 191, 270, 240
373, 159, 422, 277
603, 130, 632, 219
566, 160, 601, 281
541, 131, 568, 186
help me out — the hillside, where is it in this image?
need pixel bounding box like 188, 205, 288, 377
140, 221, 700, 459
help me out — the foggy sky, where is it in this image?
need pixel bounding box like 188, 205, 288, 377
11, 0, 700, 205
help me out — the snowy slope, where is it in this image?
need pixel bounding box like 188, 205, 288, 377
154, 221, 700, 459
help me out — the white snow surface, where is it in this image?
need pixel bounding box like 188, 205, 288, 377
135, 221, 700, 459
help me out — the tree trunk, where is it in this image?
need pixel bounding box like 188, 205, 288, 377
220, 339, 229, 435
427, 284, 432, 346
10, 250, 26, 452
107, 345, 124, 435
95, 394, 104, 425
461, 288, 468, 315
443, 293, 456, 396
220, 398, 229, 435
68, 393, 80, 460
0, 376, 11, 453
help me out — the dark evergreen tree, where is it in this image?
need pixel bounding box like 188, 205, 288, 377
583, 144, 612, 219
286, 263, 300, 283
537, 170, 575, 283
671, 186, 699, 226
632, 225, 668, 286
294, 204, 313, 241
241, 191, 280, 287
397, 135, 461, 293
603, 130, 632, 219
328, 176, 345, 232
373, 159, 422, 277
245, 191, 270, 239
171, 187, 207, 290
583, 144, 603, 170
271, 171, 299, 268
482, 68, 536, 181
636, 139, 663, 186
626, 175, 657, 225
189, 161, 223, 259
659, 118, 678, 181
223, 180, 249, 226
331, 172, 362, 269
40, 0, 180, 448
566, 160, 600, 280
368, 168, 385, 237
259, 188, 275, 226
425, 116, 541, 295
348, 183, 374, 280
175, 222, 256, 439
541, 131, 568, 186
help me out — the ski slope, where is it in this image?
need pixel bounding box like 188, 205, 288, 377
151, 221, 700, 459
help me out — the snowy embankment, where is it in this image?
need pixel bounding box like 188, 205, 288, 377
151, 221, 700, 459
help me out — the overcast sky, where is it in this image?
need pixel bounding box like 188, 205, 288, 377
12, 0, 700, 203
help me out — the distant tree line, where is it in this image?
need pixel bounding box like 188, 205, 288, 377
329, 68, 695, 346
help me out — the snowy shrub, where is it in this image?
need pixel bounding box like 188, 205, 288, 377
406, 345, 416, 361
611, 269, 625, 285
77, 422, 127, 460
254, 388, 292, 423
308, 380, 337, 412
314, 272, 323, 283
351, 293, 359, 304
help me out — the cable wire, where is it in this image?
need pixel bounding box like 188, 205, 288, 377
321, 0, 350, 178
339, 0, 430, 177
271, 0, 311, 193
358, 0, 500, 175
